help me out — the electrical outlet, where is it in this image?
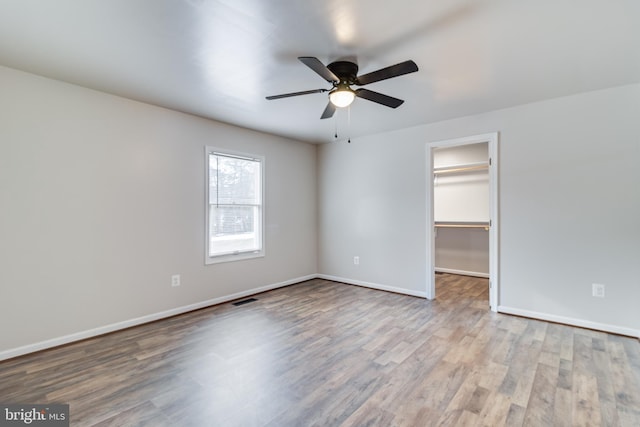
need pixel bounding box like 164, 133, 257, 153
171, 274, 181, 287
353, 256, 359, 265
592, 283, 605, 298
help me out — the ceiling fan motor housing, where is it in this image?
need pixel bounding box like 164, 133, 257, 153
327, 61, 359, 85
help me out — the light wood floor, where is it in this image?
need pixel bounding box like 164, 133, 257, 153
1, 274, 639, 426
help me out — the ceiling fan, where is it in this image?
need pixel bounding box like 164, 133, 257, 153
266, 57, 419, 119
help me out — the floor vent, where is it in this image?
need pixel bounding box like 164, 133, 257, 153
232, 298, 258, 306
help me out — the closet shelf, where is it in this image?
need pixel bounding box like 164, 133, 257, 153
435, 221, 490, 230
433, 162, 488, 175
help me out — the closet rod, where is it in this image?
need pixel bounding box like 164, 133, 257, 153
433, 163, 488, 175
435, 222, 490, 231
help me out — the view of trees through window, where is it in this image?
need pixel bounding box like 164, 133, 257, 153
208, 152, 262, 258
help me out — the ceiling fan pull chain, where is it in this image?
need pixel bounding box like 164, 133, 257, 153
347, 106, 351, 143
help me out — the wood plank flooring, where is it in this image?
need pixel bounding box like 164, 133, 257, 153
1, 274, 639, 426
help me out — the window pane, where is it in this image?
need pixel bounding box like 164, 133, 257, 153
210, 205, 255, 236
209, 155, 260, 205
209, 206, 261, 256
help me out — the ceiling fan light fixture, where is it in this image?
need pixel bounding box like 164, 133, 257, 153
329, 85, 355, 108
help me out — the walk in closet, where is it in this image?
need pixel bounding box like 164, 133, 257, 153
433, 143, 489, 278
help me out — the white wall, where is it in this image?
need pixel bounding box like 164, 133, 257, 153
0, 66, 318, 357
435, 228, 489, 277
318, 83, 640, 336
434, 143, 489, 222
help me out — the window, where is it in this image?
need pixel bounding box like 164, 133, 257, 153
206, 147, 264, 264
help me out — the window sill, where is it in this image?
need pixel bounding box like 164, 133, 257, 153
205, 250, 265, 265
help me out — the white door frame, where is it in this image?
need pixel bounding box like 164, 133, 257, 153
425, 132, 499, 311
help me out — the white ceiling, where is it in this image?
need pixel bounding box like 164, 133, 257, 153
1, 0, 639, 144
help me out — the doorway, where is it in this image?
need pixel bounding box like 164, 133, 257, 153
426, 133, 499, 311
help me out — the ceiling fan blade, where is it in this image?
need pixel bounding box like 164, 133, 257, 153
320, 102, 336, 119
355, 88, 404, 108
266, 88, 327, 100
355, 60, 418, 86
298, 57, 340, 83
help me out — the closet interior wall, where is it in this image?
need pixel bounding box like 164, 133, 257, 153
434, 143, 490, 278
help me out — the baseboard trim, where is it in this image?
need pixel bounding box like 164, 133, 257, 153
435, 268, 489, 278
0, 274, 317, 362
316, 274, 427, 298
7, 278, 635, 361
498, 306, 640, 339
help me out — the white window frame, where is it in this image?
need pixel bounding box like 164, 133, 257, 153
205, 146, 265, 265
